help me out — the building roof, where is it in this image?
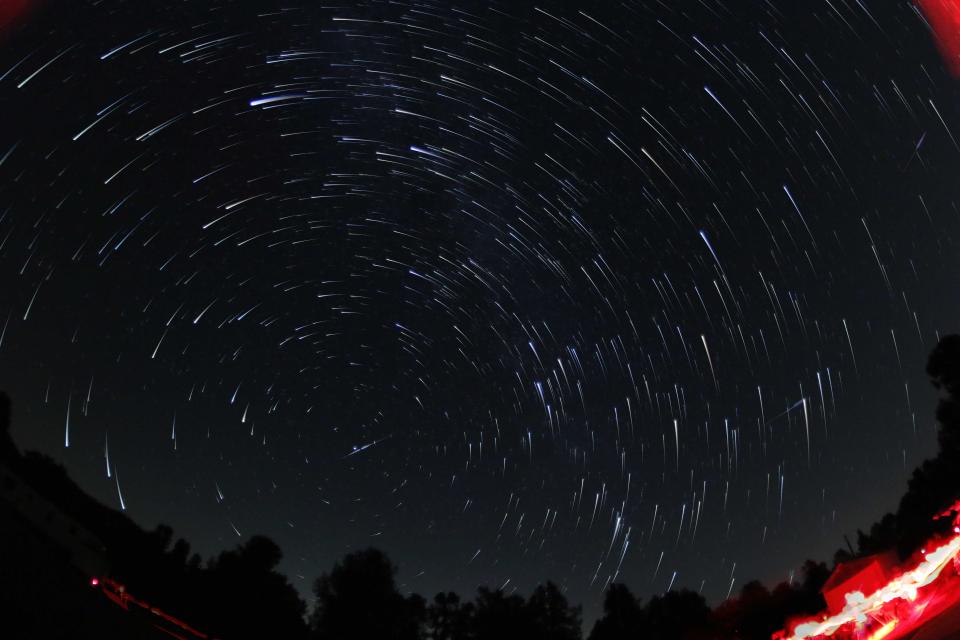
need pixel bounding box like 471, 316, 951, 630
821, 551, 897, 595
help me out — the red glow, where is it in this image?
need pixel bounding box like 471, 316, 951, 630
917, 0, 960, 77
0, 0, 32, 31
776, 500, 960, 640
95, 576, 209, 639
90, 577, 99, 587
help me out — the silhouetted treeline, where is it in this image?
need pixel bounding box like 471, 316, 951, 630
582, 559, 829, 640
310, 547, 581, 640
4, 335, 960, 639
836, 335, 960, 564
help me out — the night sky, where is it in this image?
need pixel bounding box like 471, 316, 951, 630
2, 0, 960, 625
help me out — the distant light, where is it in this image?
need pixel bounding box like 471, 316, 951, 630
90, 577, 99, 587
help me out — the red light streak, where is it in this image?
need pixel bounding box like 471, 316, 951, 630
866, 619, 898, 640
777, 500, 960, 640
93, 576, 210, 639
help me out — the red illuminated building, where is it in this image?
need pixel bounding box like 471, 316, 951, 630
777, 502, 960, 640
821, 552, 898, 616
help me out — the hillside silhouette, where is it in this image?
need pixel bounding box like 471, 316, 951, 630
0, 392, 307, 639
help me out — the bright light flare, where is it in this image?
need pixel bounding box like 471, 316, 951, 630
778, 500, 960, 640
917, 0, 960, 77
866, 619, 898, 640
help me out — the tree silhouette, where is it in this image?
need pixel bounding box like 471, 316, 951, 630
203, 535, 308, 640
471, 587, 536, 640
0, 390, 15, 460
714, 581, 781, 640
427, 591, 475, 640
641, 589, 714, 640
841, 334, 960, 560
310, 547, 424, 640
928, 334, 960, 453
590, 585, 722, 640
588, 583, 644, 640
708, 560, 828, 640
526, 582, 582, 640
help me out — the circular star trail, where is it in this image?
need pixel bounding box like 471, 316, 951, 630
2, 0, 960, 622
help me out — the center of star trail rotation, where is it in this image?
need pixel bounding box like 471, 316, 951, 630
1, 0, 960, 626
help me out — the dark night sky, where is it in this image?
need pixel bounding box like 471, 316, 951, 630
2, 0, 960, 625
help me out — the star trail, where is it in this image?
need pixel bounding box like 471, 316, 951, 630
2, 0, 960, 624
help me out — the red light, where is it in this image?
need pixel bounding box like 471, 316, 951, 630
777, 499, 960, 639
917, 0, 960, 77
90, 577, 99, 587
